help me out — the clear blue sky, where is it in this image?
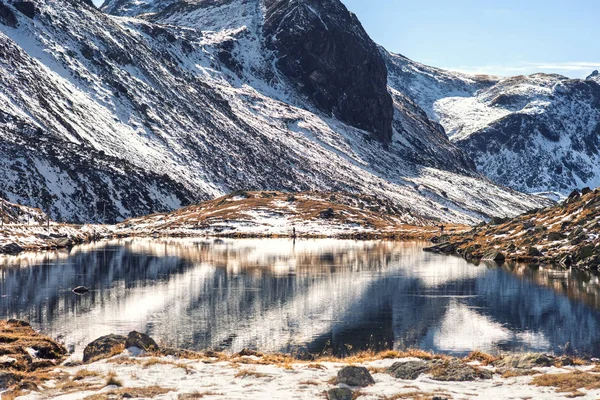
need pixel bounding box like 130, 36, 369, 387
341, 0, 600, 78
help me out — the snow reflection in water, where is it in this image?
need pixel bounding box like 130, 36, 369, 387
1, 238, 600, 357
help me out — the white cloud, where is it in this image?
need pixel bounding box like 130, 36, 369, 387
441, 62, 600, 79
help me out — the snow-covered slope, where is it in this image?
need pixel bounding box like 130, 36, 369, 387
100, 0, 177, 16
386, 52, 600, 195
0, 0, 547, 224
454, 75, 600, 194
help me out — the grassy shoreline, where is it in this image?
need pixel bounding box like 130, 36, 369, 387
3, 320, 600, 399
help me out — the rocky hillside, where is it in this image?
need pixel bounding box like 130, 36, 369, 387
117, 191, 467, 238
388, 53, 600, 196
0, 0, 548, 224
425, 187, 600, 270
0, 198, 47, 225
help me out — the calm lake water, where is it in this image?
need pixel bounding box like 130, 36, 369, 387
1, 239, 600, 357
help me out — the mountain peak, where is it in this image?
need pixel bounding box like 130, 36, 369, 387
587, 70, 600, 81
264, 0, 394, 142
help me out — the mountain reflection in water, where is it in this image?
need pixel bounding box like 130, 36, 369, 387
1, 238, 600, 357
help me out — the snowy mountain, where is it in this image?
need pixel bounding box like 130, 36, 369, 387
387, 52, 600, 195
0, 0, 547, 224
100, 0, 178, 16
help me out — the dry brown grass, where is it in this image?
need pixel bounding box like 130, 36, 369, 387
86, 343, 126, 364
234, 369, 271, 379
0, 389, 26, 400
501, 369, 539, 378
378, 392, 449, 400
83, 386, 172, 399
120, 190, 460, 240
298, 380, 320, 386
0, 320, 67, 372
367, 366, 387, 374
105, 371, 123, 387
465, 350, 499, 365
531, 370, 600, 395
73, 369, 102, 381
140, 357, 196, 373
178, 391, 223, 399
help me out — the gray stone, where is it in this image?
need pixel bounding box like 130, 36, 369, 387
0, 243, 23, 255
327, 387, 353, 400
83, 334, 127, 363
335, 365, 375, 387
72, 286, 89, 294
431, 360, 492, 382
0, 371, 20, 389
387, 360, 429, 380
125, 331, 159, 352
482, 250, 505, 262
547, 232, 566, 241
527, 247, 543, 257
494, 353, 555, 369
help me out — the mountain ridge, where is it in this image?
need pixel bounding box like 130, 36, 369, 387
0, 0, 548, 224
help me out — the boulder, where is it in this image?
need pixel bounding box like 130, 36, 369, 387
387, 360, 429, 380
570, 234, 586, 246
0, 243, 23, 255
0, 371, 20, 389
547, 232, 566, 241
125, 331, 158, 352
494, 353, 554, 369
582, 187, 592, 195
335, 366, 375, 387
319, 208, 335, 219
327, 387, 353, 400
31, 340, 67, 360
7, 319, 30, 327
430, 360, 492, 382
567, 189, 580, 201
527, 247, 543, 257
578, 245, 595, 260
522, 221, 535, 229
83, 334, 127, 363
72, 286, 89, 294
482, 250, 505, 262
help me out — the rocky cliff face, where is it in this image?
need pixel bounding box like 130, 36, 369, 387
263, 0, 393, 142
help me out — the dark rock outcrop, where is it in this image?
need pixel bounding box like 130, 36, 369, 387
13, 1, 36, 19
327, 387, 353, 400
125, 331, 159, 351
263, 0, 394, 142
72, 286, 89, 295
387, 360, 429, 380
83, 334, 127, 363
0, 243, 24, 255
335, 365, 375, 387
430, 360, 492, 381
0, 1, 18, 27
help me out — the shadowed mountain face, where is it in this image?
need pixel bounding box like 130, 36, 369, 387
3, 239, 600, 357
263, 0, 393, 142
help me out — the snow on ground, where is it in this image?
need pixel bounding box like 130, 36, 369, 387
14, 351, 600, 400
